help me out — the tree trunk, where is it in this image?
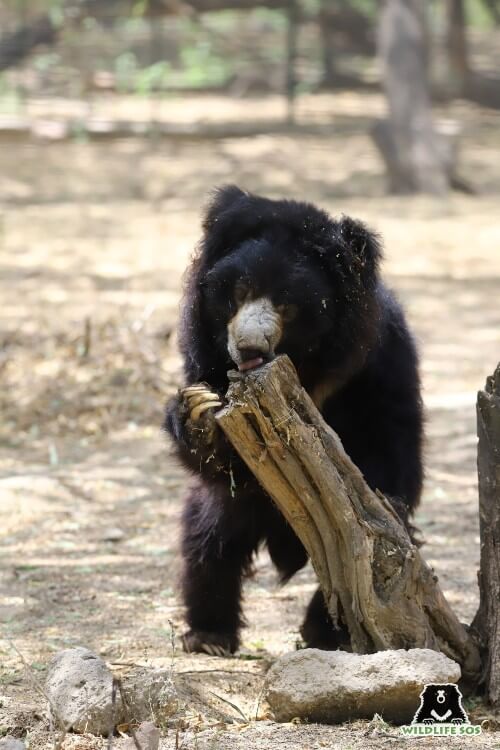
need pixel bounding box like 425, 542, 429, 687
216, 355, 482, 689
471, 365, 500, 708
318, 0, 376, 89
285, 0, 299, 125
373, 0, 454, 194
446, 0, 470, 96
319, 0, 336, 88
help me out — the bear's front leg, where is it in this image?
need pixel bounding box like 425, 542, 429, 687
165, 383, 236, 479
180, 485, 260, 656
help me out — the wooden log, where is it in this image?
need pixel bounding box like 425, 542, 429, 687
216, 355, 481, 687
471, 364, 500, 708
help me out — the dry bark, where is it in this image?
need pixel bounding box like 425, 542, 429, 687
216, 355, 481, 687
471, 364, 500, 708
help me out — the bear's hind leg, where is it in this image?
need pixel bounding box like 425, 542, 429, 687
300, 587, 351, 650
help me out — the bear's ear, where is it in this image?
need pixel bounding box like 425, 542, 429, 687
199, 184, 277, 266
202, 184, 248, 232
337, 215, 382, 277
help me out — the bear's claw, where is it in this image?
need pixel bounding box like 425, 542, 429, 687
200, 642, 231, 657
181, 384, 223, 422
181, 629, 236, 656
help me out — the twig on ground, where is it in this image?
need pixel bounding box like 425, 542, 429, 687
207, 691, 248, 723
108, 678, 143, 750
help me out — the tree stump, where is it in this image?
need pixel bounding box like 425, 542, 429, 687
216, 355, 481, 687
471, 365, 500, 708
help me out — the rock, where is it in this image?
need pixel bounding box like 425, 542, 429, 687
45, 647, 122, 735
125, 668, 178, 723
264, 648, 461, 724
44, 649, 178, 736
100, 527, 126, 542
0, 738, 26, 749
123, 721, 160, 750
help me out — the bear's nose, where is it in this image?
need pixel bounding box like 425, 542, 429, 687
227, 297, 281, 371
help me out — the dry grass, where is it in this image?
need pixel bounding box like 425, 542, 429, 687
1, 91, 500, 748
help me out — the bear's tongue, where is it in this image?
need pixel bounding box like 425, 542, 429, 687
238, 357, 264, 372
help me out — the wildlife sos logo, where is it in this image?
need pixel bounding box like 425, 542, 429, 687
400, 683, 482, 736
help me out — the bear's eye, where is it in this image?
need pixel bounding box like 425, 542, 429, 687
278, 303, 298, 323
234, 280, 249, 306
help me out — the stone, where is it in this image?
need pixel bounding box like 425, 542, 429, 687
44, 649, 178, 736
45, 647, 121, 735
264, 648, 461, 724
123, 721, 160, 750
100, 527, 126, 542
0, 738, 26, 749
125, 668, 178, 723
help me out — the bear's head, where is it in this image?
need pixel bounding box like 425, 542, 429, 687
180, 185, 383, 388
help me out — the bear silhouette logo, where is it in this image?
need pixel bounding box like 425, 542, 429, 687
412, 683, 469, 725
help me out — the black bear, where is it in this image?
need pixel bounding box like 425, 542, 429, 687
165, 185, 424, 656
413, 684, 469, 725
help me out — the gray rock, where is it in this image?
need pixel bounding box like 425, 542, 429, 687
100, 527, 126, 542
0, 738, 26, 749
125, 668, 178, 723
45, 649, 178, 736
45, 647, 121, 735
123, 721, 160, 750
265, 648, 461, 724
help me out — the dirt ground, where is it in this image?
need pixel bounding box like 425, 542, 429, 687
1, 92, 500, 749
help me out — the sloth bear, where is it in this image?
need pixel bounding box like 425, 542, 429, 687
165, 185, 423, 656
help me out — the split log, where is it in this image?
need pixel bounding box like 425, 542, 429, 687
471, 364, 500, 708
216, 355, 481, 688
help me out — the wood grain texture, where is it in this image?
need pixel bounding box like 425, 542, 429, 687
216, 355, 481, 687
472, 364, 500, 707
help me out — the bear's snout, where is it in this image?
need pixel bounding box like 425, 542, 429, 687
227, 297, 282, 371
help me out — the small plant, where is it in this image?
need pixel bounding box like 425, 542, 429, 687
134, 60, 171, 96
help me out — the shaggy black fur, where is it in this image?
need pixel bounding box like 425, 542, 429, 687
164, 185, 424, 654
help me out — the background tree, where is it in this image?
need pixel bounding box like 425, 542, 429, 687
373, 0, 459, 194
446, 0, 470, 96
